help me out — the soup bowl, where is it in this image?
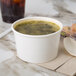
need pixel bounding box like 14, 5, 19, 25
12, 17, 63, 63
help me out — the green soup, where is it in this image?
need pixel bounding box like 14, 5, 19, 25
14, 20, 60, 35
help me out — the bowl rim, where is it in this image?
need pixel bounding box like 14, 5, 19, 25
11, 16, 63, 38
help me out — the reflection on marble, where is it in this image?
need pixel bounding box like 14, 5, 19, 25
0, 0, 76, 76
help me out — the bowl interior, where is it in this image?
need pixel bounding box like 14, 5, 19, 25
12, 17, 63, 37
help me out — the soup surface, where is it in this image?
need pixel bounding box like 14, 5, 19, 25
14, 20, 60, 35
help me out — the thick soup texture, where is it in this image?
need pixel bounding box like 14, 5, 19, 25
14, 20, 60, 35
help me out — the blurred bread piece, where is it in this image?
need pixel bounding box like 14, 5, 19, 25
71, 24, 76, 33
63, 26, 71, 34
61, 26, 71, 37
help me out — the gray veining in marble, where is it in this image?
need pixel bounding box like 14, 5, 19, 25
26, 0, 76, 26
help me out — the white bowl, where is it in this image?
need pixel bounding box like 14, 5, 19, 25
12, 17, 63, 63
64, 37, 76, 56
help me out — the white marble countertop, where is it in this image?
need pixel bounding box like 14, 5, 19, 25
0, 0, 76, 76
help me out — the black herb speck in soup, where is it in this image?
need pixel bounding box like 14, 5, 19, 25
14, 20, 60, 35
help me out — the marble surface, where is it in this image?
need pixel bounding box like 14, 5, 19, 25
0, 0, 76, 76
